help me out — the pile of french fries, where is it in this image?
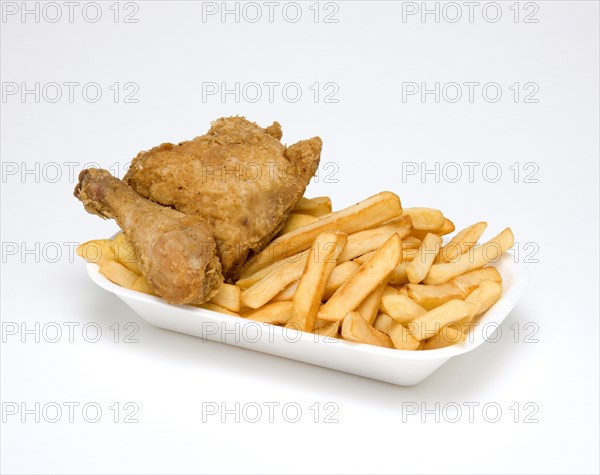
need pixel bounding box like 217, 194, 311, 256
77, 191, 514, 351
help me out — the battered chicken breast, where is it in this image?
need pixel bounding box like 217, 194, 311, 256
75, 169, 223, 304
124, 117, 322, 280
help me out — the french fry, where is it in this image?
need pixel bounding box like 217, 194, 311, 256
337, 215, 412, 262
131, 275, 155, 295
422, 324, 466, 350
380, 293, 427, 324
242, 301, 293, 324
452, 267, 502, 295
352, 250, 376, 264
199, 302, 240, 317
398, 285, 409, 296
411, 218, 455, 240
209, 283, 241, 312
236, 250, 309, 289
407, 233, 443, 284
408, 299, 475, 341
241, 255, 308, 309
341, 312, 394, 348
280, 213, 319, 235
403, 207, 445, 231
374, 313, 420, 350
100, 261, 138, 288
273, 280, 299, 301
402, 236, 422, 249
77, 239, 115, 265
322, 261, 360, 300
318, 234, 403, 323
388, 262, 410, 285
357, 280, 388, 325
286, 232, 347, 332
463, 280, 503, 321
406, 282, 466, 310
436, 221, 488, 263
314, 319, 340, 338
383, 285, 398, 298
241, 191, 402, 276
437, 218, 456, 236
424, 228, 514, 284
292, 196, 332, 217
111, 233, 141, 274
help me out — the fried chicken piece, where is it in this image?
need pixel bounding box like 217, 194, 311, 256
124, 116, 322, 280
75, 169, 223, 304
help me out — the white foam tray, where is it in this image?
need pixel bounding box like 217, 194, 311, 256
87, 253, 528, 385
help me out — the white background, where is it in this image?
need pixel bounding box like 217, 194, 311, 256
1, 1, 599, 474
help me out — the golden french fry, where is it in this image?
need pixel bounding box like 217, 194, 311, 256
131, 275, 155, 295
242, 301, 293, 324
287, 232, 347, 332
411, 218, 455, 240
374, 313, 420, 350
352, 250, 376, 264
199, 302, 240, 317
111, 233, 141, 274
314, 319, 340, 338
452, 267, 502, 295
402, 236, 422, 249
236, 250, 309, 289
398, 285, 409, 296
209, 283, 241, 312
380, 293, 426, 324
318, 234, 403, 323
354, 242, 419, 269
337, 215, 412, 262
463, 280, 503, 321
438, 218, 455, 235
341, 312, 394, 348
241, 255, 308, 309
422, 325, 466, 350
383, 285, 398, 298
356, 281, 388, 325
322, 261, 360, 300
406, 282, 466, 310
292, 196, 332, 217
241, 191, 402, 276
77, 239, 115, 265
388, 261, 409, 285
100, 261, 138, 288
436, 221, 488, 263
407, 299, 475, 341
407, 233, 443, 284
280, 213, 319, 235
273, 280, 299, 301
403, 207, 445, 231
424, 228, 514, 285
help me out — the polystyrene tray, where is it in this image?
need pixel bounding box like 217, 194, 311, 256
87, 253, 528, 385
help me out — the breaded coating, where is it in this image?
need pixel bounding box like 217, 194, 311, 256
124, 116, 322, 279
75, 169, 223, 304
